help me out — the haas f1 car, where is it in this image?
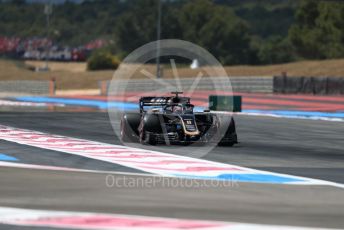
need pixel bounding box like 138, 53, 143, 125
120, 92, 238, 146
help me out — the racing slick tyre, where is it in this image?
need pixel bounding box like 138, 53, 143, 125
218, 117, 238, 146
120, 113, 141, 143
139, 114, 162, 145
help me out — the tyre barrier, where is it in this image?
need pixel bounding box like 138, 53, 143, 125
274, 76, 344, 95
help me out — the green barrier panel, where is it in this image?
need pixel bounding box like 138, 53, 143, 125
209, 95, 242, 112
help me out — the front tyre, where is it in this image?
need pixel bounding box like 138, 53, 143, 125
218, 117, 238, 147
120, 118, 132, 142
120, 115, 140, 143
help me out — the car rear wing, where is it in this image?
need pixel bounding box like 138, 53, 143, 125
139, 97, 169, 112
139, 96, 190, 112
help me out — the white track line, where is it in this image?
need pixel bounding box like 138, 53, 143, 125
0, 161, 157, 177
0, 99, 65, 107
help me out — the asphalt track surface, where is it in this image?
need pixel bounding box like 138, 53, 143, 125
0, 112, 343, 229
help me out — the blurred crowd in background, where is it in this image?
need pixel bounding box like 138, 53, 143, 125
0, 36, 106, 61
1, 0, 344, 65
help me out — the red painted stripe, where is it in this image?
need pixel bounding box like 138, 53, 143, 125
191, 91, 344, 103
53, 90, 344, 112
56, 92, 344, 104
59, 91, 344, 103
246, 93, 344, 103
107, 159, 205, 165
242, 105, 289, 110
188, 92, 344, 107
138, 166, 242, 172
243, 97, 344, 110
0, 206, 332, 230
19, 215, 224, 229
88, 153, 178, 159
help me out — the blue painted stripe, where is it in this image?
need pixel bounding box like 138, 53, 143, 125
14, 96, 344, 119
243, 109, 344, 118
0, 154, 18, 161
14, 96, 208, 111
14, 96, 137, 110
172, 173, 305, 184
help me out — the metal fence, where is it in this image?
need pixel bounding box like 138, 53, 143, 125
0, 80, 55, 97
101, 76, 273, 95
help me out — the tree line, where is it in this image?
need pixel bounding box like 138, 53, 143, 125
1, 0, 344, 65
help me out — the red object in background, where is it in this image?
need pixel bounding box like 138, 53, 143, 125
84, 39, 107, 50
0, 36, 21, 53
71, 49, 86, 61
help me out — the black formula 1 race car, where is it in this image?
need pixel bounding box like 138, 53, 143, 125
120, 92, 238, 146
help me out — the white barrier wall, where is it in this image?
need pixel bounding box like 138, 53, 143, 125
0, 80, 54, 97
102, 76, 273, 95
